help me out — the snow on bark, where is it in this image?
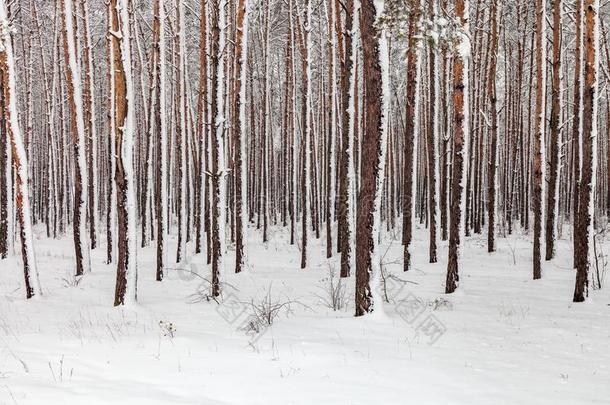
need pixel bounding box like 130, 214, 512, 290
107, 3, 117, 264
574, 0, 599, 301
345, 0, 361, 274
82, 0, 98, 245
237, 0, 250, 269
429, 0, 440, 260
587, 0, 599, 274
539, 2, 547, 236
217, 0, 228, 276
457, 0, 471, 256
0, 6, 42, 297
368, 0, 392, 314
326, 0, 338, 258
532, 0, 546, 280
405, 0, 423, 271
301, 0, 313, 269
118, 0, 138, 304
445, 0, 470, 293
5, 129, 13, 254
177, 0, 187, 262
158, 0, 168, 276
63, 0, 91, 274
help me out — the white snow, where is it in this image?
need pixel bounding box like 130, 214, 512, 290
0, 226, 609, 404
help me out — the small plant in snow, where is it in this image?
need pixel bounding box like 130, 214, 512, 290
62, 274, 84, 288
315, 266, 347, 311
243, 285, 297, 335
159, 321, 176, 339
592, 231, 607, 290
378, 262, 416, 303
428, 297, 453, 311
48, 355, 73, 383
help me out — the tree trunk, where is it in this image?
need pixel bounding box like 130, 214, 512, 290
545, 0, 562, 261
445, 0, 470, 294
532, 0, 546, 280
574, 0, 598, 302
355, 0, 389, 316
112, 0, 138, 306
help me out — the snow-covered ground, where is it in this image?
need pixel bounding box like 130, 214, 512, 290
1, 224, 609, 404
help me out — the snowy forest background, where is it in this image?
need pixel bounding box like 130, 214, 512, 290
0, 0, 609, 403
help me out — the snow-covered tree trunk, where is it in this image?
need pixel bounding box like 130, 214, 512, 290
175, 0, 187, 264
106, 0, 117, 266
572, 0, 584, 269
574, 0, 599, 302
532, 0, 547, 280
487, 0, 499, 253
0, 73, 6, 260
288, 0, 297, 247
61, 0, 91, 276
0, 2, 42, 298
344, 0, 360, 278
445, 0, 471, 294
403, 0, 423, 272
81, 0, 98, 251
300, 0, 312, 270
154, 0, 168, 282
210, 0, 227, 297
195, 0, 208, 256
325, 0, 337, 259
427, 0, 440, 263
234, 0, 249, 273
545, 0, 562, 261
355, 0, 390, 316
112, 0, 138, 306
261, 2, 270, 244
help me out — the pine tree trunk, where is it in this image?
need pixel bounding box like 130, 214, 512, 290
154, 0, 168, 282
355, 0, 388, 316
532, 0, 546, 280
112, 0, 138, 306
572, 0, 583, 270
446, 0, 470, 294
574, 0, 598, 302
61, 0, 91, 277
0, 73, 6, 260
545, 0, 562, 261
234, 0, 249, 273
337, 0, 354, 276
403, 3, 422, 272
487, 0, 499, 253
0, 1, 42, 298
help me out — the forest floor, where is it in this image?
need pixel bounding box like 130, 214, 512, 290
0, 224, 609, 404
